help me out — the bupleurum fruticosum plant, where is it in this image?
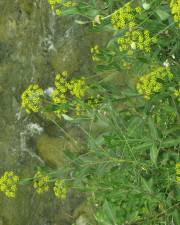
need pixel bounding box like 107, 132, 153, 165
15, 1, 180, 224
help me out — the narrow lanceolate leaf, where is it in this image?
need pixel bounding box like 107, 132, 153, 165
61, 8, 79, 16
103, 200, 118, 225
148, 117, 159, 141
150, 143, 159, 166
62, 114, 74, 121
141, 177, 152, 194
162, 137, 180, 147
156, 9, 170, 21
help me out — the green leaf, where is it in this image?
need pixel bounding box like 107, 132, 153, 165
142, 3, 150, 10
148, 117, 159, 141
103, 200, 118, 225
62, 114, 74, 121
156, 9, 170, 21
150, 143, 159, 166
141, 177, 153, 194
61, 7, 79, 16
133, 142, 152, 151
85, 9, 99, 17
162, 137, 180, 148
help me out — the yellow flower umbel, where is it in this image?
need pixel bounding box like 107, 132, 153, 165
51, 71, 87, 117
53, 179, 67, 200
33, 171, 49, 194
68, 77, 86, 98
48, 0, 76, 15
63, 1, 76, 7
176, 162, 180, 182
21, 84, 43, 114
111, 3, 142, 30
0, 171, 19, 198
170, 0, 180, 27
118, 30, 157, 55
136, 66, 174, 100
91, 45, 100, 62
51, 71, 69, 117
87, 95, 101, 107
48, 0, 62, 10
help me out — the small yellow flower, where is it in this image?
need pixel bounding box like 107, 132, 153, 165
63, 1, 76, 7
91, 45, 100, 62
174, 81, 180, 101
176, 162, 180, 182
48, 0, 56, 9
33, 171, 49, 194
170, 0, 180, 27
135, 7, 142, 13
21, 84, 43, 114
56, 9, 62, 16
0, 171, 19, 198
53, 179, 67, 200
51, 72, 69, 117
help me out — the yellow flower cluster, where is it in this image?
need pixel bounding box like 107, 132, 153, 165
48, 0, 62, 10
136, 66, 174, 99
53, 179, 67, 200
118, 30, 157, 55
52, 71, 69, 116
111, 3, 142, 30
91, 45, 100, 62
174, 81, 180, 102
63, 1, 76, 7
48, 0, 76, 15
51, 72, 86, 117
74, 103, 83, 116
170, 0, 180, 27
176, 162, 180, 182
87, 95, 101, 107
0, 171, 19, 198
33, 171, 49, 194
21, 84, 43, 114
68, 78, 86, 98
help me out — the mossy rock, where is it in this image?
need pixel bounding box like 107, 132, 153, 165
36, 134, 67, 168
